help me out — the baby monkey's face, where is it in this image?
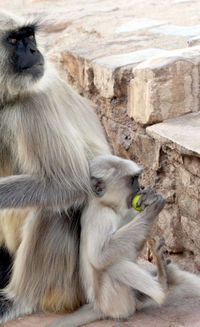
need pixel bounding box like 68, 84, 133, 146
100, 171, 142, 211
89, 155, 143, 210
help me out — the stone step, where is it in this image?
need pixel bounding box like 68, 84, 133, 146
61, 48, 170, 99
146, 112, 200, 157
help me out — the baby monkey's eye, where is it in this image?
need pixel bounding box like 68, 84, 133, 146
132, 175, 139, 184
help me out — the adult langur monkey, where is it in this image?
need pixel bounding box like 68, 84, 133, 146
0, 10, 111, 322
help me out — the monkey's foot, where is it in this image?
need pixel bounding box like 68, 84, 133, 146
153, 237, 171, 266
152, 237, 171, 294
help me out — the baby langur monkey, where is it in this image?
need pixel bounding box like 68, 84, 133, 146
48, 155, 166, 327
49, 155, 200, 327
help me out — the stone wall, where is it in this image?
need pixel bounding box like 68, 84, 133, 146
59, 46, 200, 272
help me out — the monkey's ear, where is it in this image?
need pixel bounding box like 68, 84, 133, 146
91, 177, 106, 197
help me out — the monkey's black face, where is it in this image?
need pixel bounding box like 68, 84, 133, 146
6, 25, 44, 79
131, 175, 140, 195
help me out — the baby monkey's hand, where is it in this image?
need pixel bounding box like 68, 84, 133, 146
137, 187, 165, 212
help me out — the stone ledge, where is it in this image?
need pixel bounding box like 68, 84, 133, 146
188, 36, 200, 47
146, 112, 200, 157
61, 48, 169, 99
128, 46, 200, 125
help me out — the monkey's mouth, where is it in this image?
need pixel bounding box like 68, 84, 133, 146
21, 63, 44, 78
127, 193, 135, 208
22, 63, 43, 70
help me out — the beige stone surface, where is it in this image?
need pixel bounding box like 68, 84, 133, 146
146, 113, 200, 264
4, 296, 200, 327
1, 0, 200, 100
128, 47, 200, 124
156, 208, 183, 253
4, 313, 63, 327
183, 156, 200, 177
91, 49, 169, 98
146, 112, 200, 156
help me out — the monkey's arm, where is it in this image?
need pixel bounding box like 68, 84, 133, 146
88, 194, 165, 270
0, 174, 85, 208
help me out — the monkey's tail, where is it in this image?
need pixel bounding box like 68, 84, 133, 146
167, 264, 200, 298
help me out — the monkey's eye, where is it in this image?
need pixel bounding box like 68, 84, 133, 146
28, 35, 34, 41
131, 175, 139, 184
8, 38, 17, 45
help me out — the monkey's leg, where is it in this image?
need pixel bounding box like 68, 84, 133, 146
0, 208, 83, 323
47, 304, 102, 327
152, 237, 171, 293
110, 260, 165, 305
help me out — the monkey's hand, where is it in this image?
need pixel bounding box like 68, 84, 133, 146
104, 189, 165, 257
137, 188, 165, 214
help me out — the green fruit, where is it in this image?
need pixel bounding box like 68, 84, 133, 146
132, 194, 142, 211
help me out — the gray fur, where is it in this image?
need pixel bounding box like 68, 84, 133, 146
0, 10, 110, 322
48, 155, 166, 327
49, 156, 200, 327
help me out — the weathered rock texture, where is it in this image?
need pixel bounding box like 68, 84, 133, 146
146, 113, 200, 269
128, 47, 200, 124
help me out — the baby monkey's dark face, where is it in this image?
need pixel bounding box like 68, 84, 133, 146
131, 175, 140, 195
126, 174, 141, 208
6, 25, 44, 79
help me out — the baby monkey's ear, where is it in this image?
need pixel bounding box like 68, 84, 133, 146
91, 177, 106, 197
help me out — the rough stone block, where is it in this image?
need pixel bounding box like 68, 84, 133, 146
61, 49, 169, 98
128, 47, 200, 124
92, 48, 169, 98
102, 117, 159, 171
177, 165, 200, 199
178, 192, 199, 220
146, 112, 200, 157
183, 155, 200, 177
176, 165, 200, 222
156, 208, 183, 252
181, 216, 200, 251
